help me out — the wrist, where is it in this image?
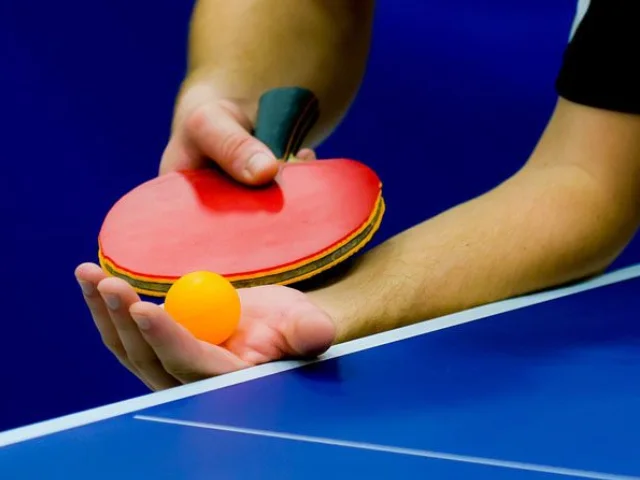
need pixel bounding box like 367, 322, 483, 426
304, 247, 415, 344
306, 283, 364, 345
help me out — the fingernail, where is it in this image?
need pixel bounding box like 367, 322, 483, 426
131, 313, 150, 331
78, 280, 94, 296
245, 152, 274, 178
103, 294, 120, 310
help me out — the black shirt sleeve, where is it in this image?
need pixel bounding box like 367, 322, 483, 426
555, 0, 640, 115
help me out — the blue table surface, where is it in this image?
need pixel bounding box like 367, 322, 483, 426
1, 266, 638, 479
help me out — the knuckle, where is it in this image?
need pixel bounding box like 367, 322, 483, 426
218, 131, 255, 165
184, 104, 211, 133
103, 339, 126, 358
129, 356, 157, 372
183, 103, 255, 168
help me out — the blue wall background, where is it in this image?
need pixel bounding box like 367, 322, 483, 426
1, 0, 637, 432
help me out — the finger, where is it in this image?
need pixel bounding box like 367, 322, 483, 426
75, 264, 135, 368
282, 304, 336, 358
97, 278, 180, 390
129, 302, 249, 383
159, 134, 208, 175
76, 264, 154, 389
295, 148, 317, 161
183, 101, 279, 185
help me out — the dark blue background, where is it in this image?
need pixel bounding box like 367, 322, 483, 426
1, 0, 636, 432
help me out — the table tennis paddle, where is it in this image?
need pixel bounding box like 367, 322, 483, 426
98, 86, 385, 297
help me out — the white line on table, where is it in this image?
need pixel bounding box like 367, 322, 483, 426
135, 415, 640, 480
1, 263, 639, 447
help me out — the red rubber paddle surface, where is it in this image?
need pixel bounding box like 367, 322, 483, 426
98, 159, 382, 280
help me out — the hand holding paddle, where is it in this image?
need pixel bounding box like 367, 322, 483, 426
78, 86, 376, 391
98, 87, 385, 296
159, 84, 280, 184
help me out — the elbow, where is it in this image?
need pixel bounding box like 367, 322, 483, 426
539, 164, 640, 282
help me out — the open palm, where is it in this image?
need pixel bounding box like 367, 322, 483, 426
76, 263, 336, 391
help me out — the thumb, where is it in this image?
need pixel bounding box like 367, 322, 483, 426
282, 304, 336, 358
184, 101, 280, 185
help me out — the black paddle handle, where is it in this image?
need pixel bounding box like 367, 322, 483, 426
252, 87, 320, 160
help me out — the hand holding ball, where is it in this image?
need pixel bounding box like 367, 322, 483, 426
164, 271, 241, 345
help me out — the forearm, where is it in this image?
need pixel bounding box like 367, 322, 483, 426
309, 100, 640, 343
180, 0, 375, 144
310, 165, 634, 342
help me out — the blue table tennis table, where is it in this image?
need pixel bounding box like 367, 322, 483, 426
1, 264, 639, 479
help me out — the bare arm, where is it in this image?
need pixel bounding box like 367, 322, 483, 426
177, 0, 375, 147
309, 98, 640, 342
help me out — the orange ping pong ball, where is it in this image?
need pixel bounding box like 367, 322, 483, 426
164, 271, 241, 345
